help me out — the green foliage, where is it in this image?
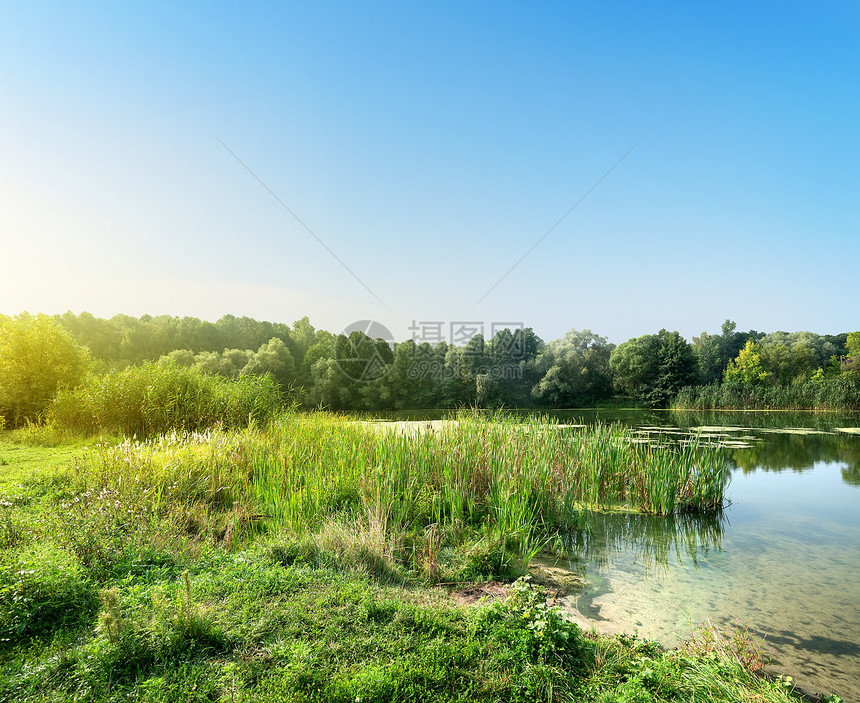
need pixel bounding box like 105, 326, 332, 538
28, 310, 860, 414
610, 334, 660, 399
724, 340, 770, 384
610, 330, 696, 407
532, 329, 613, 408
476, 577, 585, 668
50, 361, 282, 437
0, 544, 98, 645
843, 331, 860, 379
692, 330, 723, 384
0, 313, 90, 426
241, 337, 297, 389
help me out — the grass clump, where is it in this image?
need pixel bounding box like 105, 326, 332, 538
243, 412, 728, 582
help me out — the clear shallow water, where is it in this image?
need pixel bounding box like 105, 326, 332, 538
554, 411, 860, 702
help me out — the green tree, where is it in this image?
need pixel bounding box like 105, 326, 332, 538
57, 310, 123, 361
441, 344, 476, 407
242, 338, 297, 390
692, 330, 722, 384
220, 348, 252, 378
532, 329, 612, 408
649, 329, 697, 406
843, 331, 860, 379
0, 313, 90, 425
193, 350, 222, 375
164, 349, 195, 367
724, 340, 770, 384
609, 334, 660, 400
609, 330, 695, 406
306, 357, 352, 409
387, 341, 441, 409
288, 316, 317, 372
486, 327, 544, 407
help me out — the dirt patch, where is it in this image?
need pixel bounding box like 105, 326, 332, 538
448, 581, 509, 606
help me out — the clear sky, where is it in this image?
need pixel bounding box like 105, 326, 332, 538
2, 1, 858, 345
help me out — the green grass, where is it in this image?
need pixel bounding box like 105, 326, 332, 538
31, 411, 727, 584
0, 547, 813, 703
0, 413, 832, 702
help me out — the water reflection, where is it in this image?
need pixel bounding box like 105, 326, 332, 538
727, 432, 860, 476
668, 409, 860, 432
639, 409, 860, 484
565, 509, 725, 576
842, 464, 860, 486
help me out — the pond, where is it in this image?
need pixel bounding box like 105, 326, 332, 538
552, 408, 860, 702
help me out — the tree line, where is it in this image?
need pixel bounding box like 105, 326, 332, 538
1, 311, 858, 426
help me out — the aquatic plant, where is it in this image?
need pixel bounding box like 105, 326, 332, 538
673, 379, 860, 412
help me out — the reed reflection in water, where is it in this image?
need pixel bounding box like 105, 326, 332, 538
565, 508, 725, 577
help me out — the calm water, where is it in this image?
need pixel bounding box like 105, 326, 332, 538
381, 408, 860, 699
554, 409, 860, 702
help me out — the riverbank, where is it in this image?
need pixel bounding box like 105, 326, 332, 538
0, 417, 839, 702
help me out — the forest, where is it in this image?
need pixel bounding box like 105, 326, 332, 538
1, 311, 858, 427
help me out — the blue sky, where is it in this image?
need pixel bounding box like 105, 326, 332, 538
1, 1, 858, 344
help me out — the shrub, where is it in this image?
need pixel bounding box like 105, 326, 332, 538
51, 361, 283, 437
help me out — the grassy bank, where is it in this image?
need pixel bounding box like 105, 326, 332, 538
0, 415, 834, 702
0, 544, 811, 703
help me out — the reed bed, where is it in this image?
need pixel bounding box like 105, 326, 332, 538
673, 379, 860, 412
56, 411, 729, 581
244, 413, 729, 533
243, 412, 729, 577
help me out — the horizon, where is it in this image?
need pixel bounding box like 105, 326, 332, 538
2, 2, 858, 345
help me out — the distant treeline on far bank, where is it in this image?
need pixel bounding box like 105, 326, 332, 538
1, 312, 859, 428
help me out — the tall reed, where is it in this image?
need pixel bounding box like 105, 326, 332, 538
673, 379, 860, 412
247, 412, 729, 543
50, 361, 282, 437
65, 411, 729, 579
